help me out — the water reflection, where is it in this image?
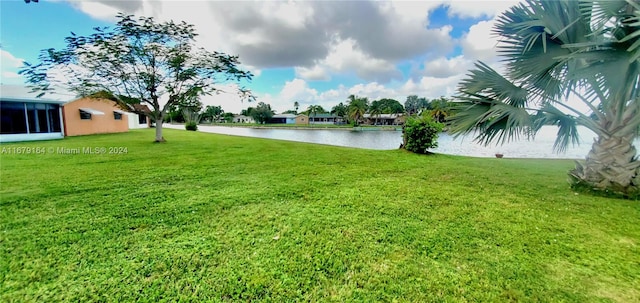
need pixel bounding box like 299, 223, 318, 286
167, 124, 402, 150
165, 124, 639, 159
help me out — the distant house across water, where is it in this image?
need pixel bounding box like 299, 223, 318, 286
308, 113, 343, 125
363, 114, 405, 125
233, 115, 255, 124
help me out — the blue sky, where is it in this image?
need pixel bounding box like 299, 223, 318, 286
0, 0, 519, 113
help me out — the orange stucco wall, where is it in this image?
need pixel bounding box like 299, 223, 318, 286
62, 97, 129, 136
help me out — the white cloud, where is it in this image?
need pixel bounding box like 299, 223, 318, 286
280, 78, 321, 105
0, 49, 24, 68
258, 1, 315, 30
401, 75, 463, 99
347, 82, 397, 100
69, 1, 454, 76
0, 49, 26, 85
324, 39, 401, 82
247, 79, 344, 114
274, 80, 400, 113
59, 0, 527, 115
423, 55, 472, 78
295, 65, 330, 81
199, 83, 250, 115
386, 0, 443, 24
461, 19, 501, 63
295, 38, 402, 83
1, 71, 21, 79
447, 0, 520, 18
71, 1, 122, 22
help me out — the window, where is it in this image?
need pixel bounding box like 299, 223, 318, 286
1, 102, 28, 134
47, 104, 61, 132
138, 114, 147, 124
114, 112, 122, 120
27, 103, 48, 133
80, 110, 92, 120
0, 101, 61, 134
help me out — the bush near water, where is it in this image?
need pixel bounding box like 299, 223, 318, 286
402, 114, 444, 154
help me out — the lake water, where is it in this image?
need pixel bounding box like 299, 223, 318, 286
164, 124, 639, 159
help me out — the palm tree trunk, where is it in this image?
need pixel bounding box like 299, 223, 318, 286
570, 133, 639, 197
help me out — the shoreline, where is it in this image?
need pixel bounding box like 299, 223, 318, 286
167, 123, 402, 131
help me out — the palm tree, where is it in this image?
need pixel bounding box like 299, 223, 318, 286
448, 0, 640, 197
429, 97, 450, 123
369, 101, 383, 125
331, 102, 348, 123
347, 95, 368, 126
306, 105, 322, 124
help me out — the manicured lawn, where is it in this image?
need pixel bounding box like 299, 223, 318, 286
1, 129, 638, 302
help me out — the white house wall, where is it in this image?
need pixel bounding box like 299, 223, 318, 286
126, 113, 149, 129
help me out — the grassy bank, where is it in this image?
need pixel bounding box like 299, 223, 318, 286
1, 129, 638, 302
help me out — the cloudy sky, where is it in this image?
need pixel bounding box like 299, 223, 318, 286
0, 0, 519, 114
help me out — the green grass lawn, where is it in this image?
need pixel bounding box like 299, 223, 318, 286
1, 129, 638, 302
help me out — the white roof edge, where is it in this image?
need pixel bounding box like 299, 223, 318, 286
1, 97, 67, 104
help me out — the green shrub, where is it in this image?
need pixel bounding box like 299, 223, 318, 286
185, 121, 198, 131
402, 115, 444, 154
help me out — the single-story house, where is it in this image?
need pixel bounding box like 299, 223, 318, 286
363, 113, 406, 125
62, 97, 129, 136
0, 97, 66, 143
268, 114, 298, 124
308, 113, 343, 124
233, 115, 255, 124
267, 114, 310, 125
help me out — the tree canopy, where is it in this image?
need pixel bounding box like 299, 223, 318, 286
347, 95, 369, 125
303, 105, 327, 117
251, 102, 274, 124
331, 102, 348, 119
201, 105, 224, 123
20, 13, 254, 142
404, 95, 430, 115
371, 98, 404, 114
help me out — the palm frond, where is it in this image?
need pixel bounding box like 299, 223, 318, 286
533, 104, 581, 152
582, 0, 640, 62
448, 93, 533, 146
459, 62, 528, 107
495, 0, 593, 101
